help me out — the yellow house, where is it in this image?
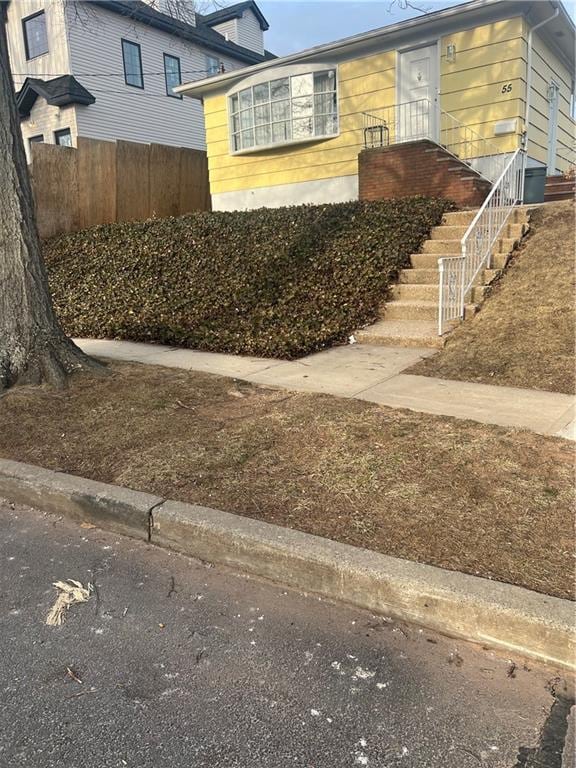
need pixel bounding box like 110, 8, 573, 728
178, 0, 575, 210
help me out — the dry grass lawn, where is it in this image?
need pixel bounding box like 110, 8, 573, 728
409, 201, 575, 394
1, 361, 573, 600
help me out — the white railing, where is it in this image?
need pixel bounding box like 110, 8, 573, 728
438, 109, 508, 184
438, 148, 526, 335
363, 99, 431, 147
362, 99, 507, 183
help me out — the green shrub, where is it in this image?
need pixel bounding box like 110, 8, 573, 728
45, 197, 453, 359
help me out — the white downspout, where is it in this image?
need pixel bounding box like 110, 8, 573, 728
522, 3, 560, 199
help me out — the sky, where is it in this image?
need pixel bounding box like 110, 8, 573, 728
259, 0, 576, 57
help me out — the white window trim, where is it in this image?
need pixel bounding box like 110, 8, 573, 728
227, 63, 340, 155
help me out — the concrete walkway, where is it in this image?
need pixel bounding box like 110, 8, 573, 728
77, 338, 575, 439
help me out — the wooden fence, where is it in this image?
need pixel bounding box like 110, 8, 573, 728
30, 137, 211, 239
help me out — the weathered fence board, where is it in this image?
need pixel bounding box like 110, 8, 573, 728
30, 143, 78, 240
180, 148, 210, 213
149, 143, 181, 219
77, 137, 117, 231
116, 140, 151, 223
31, 137, 210, 239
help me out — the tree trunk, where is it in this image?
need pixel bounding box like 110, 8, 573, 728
0, 6, 104, 389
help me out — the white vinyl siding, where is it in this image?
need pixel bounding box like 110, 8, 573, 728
20, 99, 78, 161
66, 4, 245, 151
235, 10, 264, 56
6, 0, 71, 91
211, 12, 263, 55
23, 10, 49, 60
211, 19, 238, 44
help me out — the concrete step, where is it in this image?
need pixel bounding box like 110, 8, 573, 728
399, 268, 442, 284
384, 299, 479, 321
391, 283, 488, 303
411, 253, 458, 268
441, 210, 478, 226
411, 252, 509, 269
423, 237, 517, 255
430, 223, 526, 240
440, 208, 528, 227
392, 283, 438, 301
544, 181, 574, 192
384, 300, 439, 321
545, 175, 575, 187
398, 267, 499, 285
544, 190, 574, 202
356, 319, 444, 349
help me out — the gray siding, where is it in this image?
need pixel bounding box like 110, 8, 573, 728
211, 13, 263, 55
66, 4, 246, 150
211, 19, 239, 45
236, 10, 264, 56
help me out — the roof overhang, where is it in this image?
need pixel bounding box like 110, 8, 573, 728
177, 0, 575, 100
202, 1, 269, 32
89, 0, 267, 65
17, 76, 96, 118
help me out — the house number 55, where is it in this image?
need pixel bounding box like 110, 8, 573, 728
501, 83, 513, 93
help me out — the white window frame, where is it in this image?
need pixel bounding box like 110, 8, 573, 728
227, 63, 339, 155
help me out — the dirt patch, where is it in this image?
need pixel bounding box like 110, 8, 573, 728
1, 361, 573, 600
408, 201, 575, 394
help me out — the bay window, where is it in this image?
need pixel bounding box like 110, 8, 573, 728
229, 68, 338, 153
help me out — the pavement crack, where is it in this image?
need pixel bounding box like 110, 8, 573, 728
513, 682, 574, 768
147, 500, 166, 543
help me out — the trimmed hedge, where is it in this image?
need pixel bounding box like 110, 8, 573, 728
45, 197, 453, 359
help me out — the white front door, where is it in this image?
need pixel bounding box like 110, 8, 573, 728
547, 81, 560, 174
398, 44, 438, 142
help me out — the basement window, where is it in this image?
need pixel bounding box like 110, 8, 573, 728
229, 67, 338, 153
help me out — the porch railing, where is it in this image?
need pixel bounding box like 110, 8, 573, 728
362, 99, 507, 183
438, 148, 526, 335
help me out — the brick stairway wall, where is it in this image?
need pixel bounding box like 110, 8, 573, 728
359, 139, 492, 208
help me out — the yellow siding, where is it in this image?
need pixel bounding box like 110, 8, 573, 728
204, 50, 396, 194
202, 13, 573, 196
521, 22, 575, 171
439, 16, 525, 154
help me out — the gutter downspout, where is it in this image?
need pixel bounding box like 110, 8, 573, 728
522, 2, 560, 199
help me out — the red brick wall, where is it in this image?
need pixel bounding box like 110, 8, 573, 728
358, 139, 491, 208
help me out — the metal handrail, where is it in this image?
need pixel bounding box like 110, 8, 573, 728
438, 148, 526, 335
361, 99, 511, 183
437, 105, 507, 183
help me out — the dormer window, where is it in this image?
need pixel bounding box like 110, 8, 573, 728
229, 66, 338, 153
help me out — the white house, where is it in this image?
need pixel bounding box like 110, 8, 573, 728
6, 0, 272, 159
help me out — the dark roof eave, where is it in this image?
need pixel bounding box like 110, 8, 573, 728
16, 76, 96, 117
88, 0, 267, 65
201, 1, 270, 32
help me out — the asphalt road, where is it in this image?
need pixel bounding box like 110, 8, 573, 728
0, 500, 572, 768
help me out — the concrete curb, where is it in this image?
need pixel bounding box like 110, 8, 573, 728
0, 459, 159, 541
0, 458, 574, 670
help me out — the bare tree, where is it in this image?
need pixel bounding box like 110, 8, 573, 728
0, 3, 103, 389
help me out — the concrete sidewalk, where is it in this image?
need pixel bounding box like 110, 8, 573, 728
76, 338, 575, 439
